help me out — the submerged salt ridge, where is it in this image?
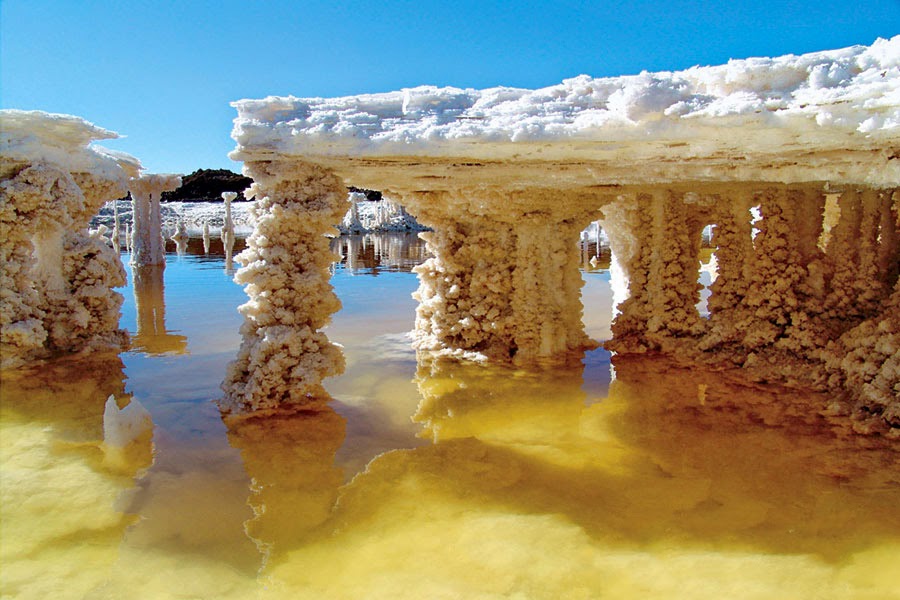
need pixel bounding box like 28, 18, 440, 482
233, 36, 899, 174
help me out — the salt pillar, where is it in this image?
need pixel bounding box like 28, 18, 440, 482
405, 189, 600, 363
221, 191, 236, 243
1, 154, 131, 368
202, 221, 210, 254
112, 200, 121, 250
602, 189, 708, 352
171, 220, 189, 255
220, 160, 348, 413
129, 174, 181, 267
342, 191, 365, 233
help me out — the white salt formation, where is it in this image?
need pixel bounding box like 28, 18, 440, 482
103, 394, 152, 446
231, 37, 899, 425
219, 162, 348, 413
0, 110, 140, 369
170, 220, 189, 255
342, 191, 366, 233
221, 191, 236, 240
129, 173, 181, 267
202, 221, 211, 254
112, 199, 121, 249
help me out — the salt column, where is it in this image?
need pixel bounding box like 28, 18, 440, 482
221, 191, 236, 244
342, 191, 365, 233
171, 220, 189, 255
221, 161, 348, 413
221, 191, 236, 269
129, 174, 181, 267
202, 221, 210, 254
112, 200, 121, 250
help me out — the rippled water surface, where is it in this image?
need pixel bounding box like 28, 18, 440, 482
2, 233, 899, 599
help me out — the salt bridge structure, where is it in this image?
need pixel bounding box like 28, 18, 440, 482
222, 37, 899, 429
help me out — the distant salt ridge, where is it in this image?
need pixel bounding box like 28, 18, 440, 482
232, 37, 899, 161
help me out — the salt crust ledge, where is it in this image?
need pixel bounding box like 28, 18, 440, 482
0, 110, 141, 369
231, 36, 900, 188
228, 40, 899, 428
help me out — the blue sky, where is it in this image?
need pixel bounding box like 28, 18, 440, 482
2, 0, 898, 174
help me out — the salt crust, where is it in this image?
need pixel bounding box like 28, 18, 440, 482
232, 37, 899, 186
1, 110, 139, 369
229, 39, 898, 425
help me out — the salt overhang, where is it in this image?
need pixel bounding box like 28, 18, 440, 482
1, 110, 141, 368
1, 109, 142, 182
231, 36, 900, 193
226, 39, 899, 425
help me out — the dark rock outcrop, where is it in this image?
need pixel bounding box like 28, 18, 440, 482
161, 169, 254, 202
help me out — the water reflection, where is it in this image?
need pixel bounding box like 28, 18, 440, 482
131, 265, 188, 355
253, 351, 900, 598
4, 233, 899, 599
0, 353, 153, 599
224, 403, 346, 568
330, 233, 430, 274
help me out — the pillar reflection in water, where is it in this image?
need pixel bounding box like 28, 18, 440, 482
253, 350, 900, 598
0, 352, 154, 599
413, 352, 592, 446
223, 402, 345, 570
329, 232, 430, 274
130, 264, 187, 355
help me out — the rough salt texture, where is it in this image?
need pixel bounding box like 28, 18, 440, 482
1, 111, 138, 368
228, 39, 899, 425
232, 37, 899, 188
602, 185, 899, 434
129, 174, 182, 267
220, 160, 348, 413
407, 188, 602, 362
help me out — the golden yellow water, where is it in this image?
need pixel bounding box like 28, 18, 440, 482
2, 235, 899, 599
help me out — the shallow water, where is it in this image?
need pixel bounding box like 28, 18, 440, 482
2, 233, 899, 600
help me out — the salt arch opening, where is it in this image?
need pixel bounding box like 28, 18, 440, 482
0, 110, 141, 369
228, 37, 899, 427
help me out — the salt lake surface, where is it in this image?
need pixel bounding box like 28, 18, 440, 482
2, 233, 899, 599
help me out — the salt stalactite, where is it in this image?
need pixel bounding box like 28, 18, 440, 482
602, 189, 710, 352
129, 174, 181, 267
202, 221, 210, 254
170, 220, 188, 255
600, 183, 899, 430
1, 109, 139, 368
405, 189, 600, 363
220, 160, 348, 413
131, 264, 187, 354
